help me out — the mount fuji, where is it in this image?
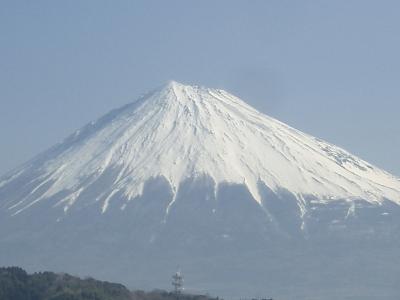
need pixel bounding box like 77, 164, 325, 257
1, 81, 399, 300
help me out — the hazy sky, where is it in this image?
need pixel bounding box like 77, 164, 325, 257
1, 0, 399, 176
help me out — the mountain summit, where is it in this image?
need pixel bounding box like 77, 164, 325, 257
1, 81, 399, 218
1, 81, 400, 299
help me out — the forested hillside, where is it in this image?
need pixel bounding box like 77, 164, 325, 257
0, 267, 219, 300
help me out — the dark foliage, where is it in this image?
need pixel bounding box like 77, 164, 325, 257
0, 267, 220, 300
0, 266, 131, 300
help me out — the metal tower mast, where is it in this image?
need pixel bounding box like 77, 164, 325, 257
172, 270, 183, 296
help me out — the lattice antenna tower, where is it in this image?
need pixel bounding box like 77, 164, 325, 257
172, 270, 183, 295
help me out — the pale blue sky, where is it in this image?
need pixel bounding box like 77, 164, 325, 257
0, 0, 399, 176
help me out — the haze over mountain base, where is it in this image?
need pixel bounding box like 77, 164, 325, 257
1, 176, 399, 299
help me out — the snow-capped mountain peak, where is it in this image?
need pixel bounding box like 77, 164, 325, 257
1, 81, 400, 216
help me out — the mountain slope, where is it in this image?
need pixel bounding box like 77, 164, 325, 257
1, 81, 399, 219
1, 81, 400, 300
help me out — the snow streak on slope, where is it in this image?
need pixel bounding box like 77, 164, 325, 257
1, 81, 400, 216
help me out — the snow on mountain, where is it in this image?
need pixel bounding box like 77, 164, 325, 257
1, 81, 400, 217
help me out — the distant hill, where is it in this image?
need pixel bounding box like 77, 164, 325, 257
0, 266, 219, 300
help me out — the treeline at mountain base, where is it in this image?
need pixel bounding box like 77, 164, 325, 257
0, 267, 220, 300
